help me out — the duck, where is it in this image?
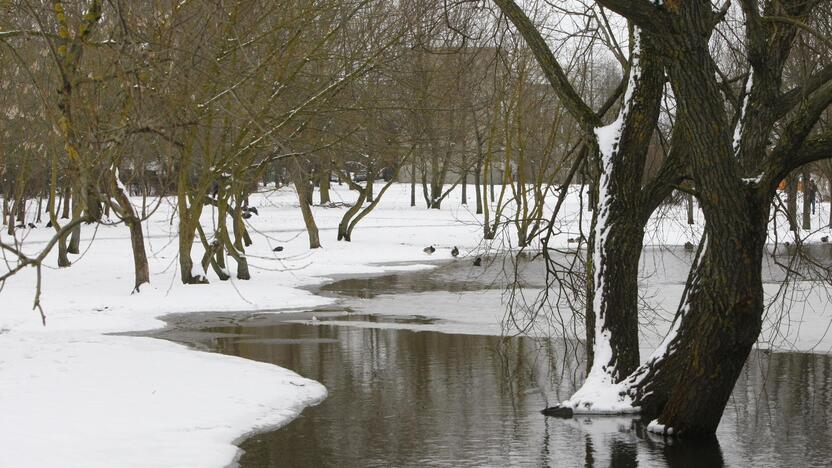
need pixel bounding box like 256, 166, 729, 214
473, 257, 482, 267
451, 246, 459, 257
423, 245, 436, 254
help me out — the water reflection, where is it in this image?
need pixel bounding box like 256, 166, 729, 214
159, 317, 831, 467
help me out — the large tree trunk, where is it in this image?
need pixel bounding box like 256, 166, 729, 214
629, 8, 770, 434
633, 204, 768, 436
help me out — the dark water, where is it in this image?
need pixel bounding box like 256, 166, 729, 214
154, 249, 832, 467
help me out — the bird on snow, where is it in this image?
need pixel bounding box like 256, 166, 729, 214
451, 246, 459, 257
272, 246, 284, 252
473, 257, 482, 267
822, 236, 829, 243
683, 241, 695, 251
246, 206, 259, 216
423, 245, 436, 254
28, 222, 36, 228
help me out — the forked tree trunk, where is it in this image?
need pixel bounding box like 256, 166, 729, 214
179, 225, 207, 284
111, 172, 150, 292
633, 204, 768, 436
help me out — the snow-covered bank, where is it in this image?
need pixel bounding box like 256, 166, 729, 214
0, 185, 485, 468
1, 183, 830, 466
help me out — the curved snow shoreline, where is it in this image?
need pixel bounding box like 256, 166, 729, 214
2, 184, 829, 467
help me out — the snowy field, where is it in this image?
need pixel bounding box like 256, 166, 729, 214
1, 183, 830, 467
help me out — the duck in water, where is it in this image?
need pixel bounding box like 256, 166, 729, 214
451, 246, 459, 257
423, 245, 436, 254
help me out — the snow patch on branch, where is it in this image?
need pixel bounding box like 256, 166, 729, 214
647, 419, 676, 436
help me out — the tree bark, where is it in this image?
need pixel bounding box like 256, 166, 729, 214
802, 169, 811, 230
61, 186, 71, 219
686, 193, 694, 225
319, 158, 331, 205
110, 172, 150, 292
292, 161, 321, 249
67, 198, 82, 254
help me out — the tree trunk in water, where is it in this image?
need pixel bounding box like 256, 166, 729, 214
585, 215, 646, 378
802, 169, 811, 231
634, 215, 767, 436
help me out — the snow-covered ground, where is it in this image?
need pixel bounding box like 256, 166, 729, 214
1, 183, 830, 467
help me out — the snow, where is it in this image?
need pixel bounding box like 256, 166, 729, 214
1, 178, 830, 463
0, 185, 491, 467
647, 419, 675, 436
